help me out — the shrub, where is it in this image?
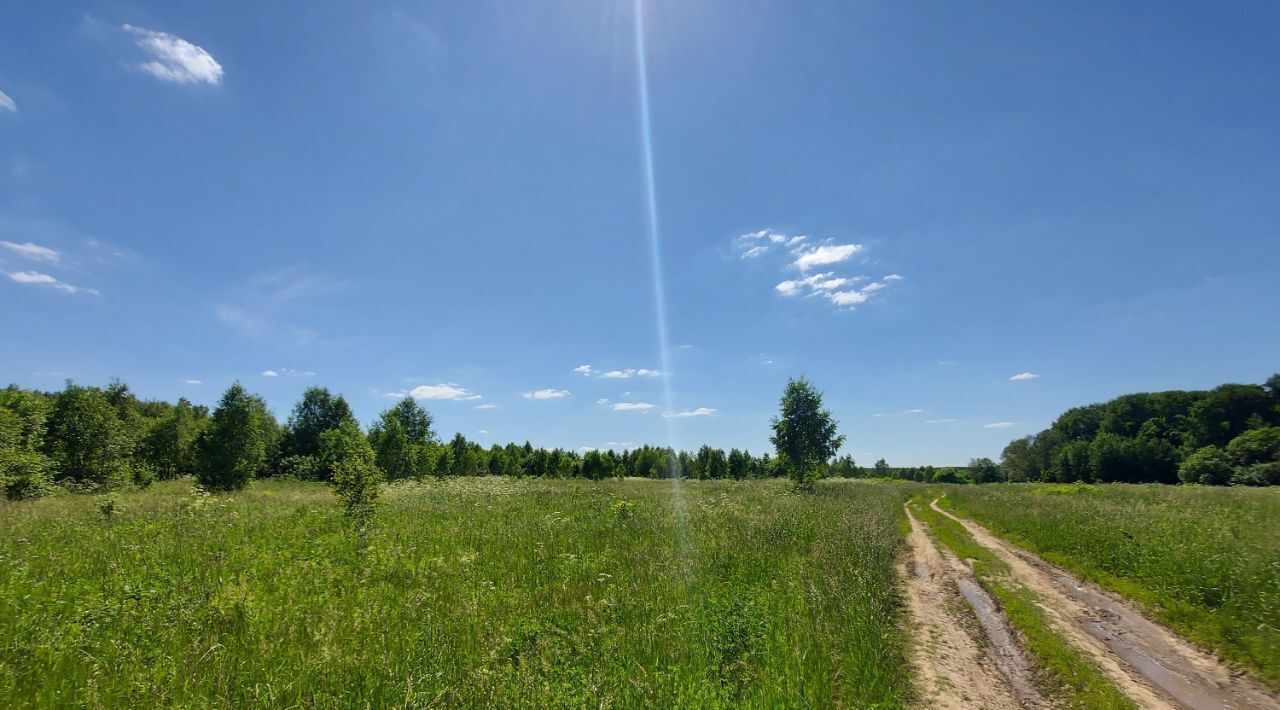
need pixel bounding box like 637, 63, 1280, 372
1231, 461, 1280, 487
1225, 427, 1280, 467
0, 448, 54, 500
276, 454, 322, 481
320, 421, 384, 524
1178, 446, 1232, 485
47, 384, 132, 490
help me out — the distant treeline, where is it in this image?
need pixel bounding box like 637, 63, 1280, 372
999, 374, 1280, 486
0, 379, 886, 500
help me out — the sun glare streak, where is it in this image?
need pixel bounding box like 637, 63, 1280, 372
632, 0, 678, 454
632, 0, 691, 566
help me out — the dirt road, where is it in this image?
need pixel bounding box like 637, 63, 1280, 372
902, 504, 1042, 709
931, 499, 1280, 710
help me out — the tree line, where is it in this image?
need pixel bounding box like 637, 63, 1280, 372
0, 377, 851, 500
998, 374, 1280, 486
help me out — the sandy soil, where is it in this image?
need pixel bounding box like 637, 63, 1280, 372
903, 505, 1041, 709
931, 499, 1280, 710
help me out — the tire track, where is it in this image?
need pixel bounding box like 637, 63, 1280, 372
931, 499, 1280, 710
903, 504, 1041, 709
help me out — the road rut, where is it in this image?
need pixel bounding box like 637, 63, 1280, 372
931, 499, 1280, 710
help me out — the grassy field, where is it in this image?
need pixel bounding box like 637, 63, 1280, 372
0, 478, 912, 708
936, 483, 1280, 689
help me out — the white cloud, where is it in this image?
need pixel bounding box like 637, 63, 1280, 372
984, 422, 1015, 429
183, 378, 202, 385
793, 243, 861, 271
606, 441, 637, 449
261, 370, 279, 377
1, 241, 59, 263
6, 270, 98, 295
475, 403, 498, 410
926, 418, 956, 424
737, 229, 900, 313
906, 408, 925, 414
123, 24, 223, 85
411, 383, 482, 400
611, 402, 655, 412
595, 398, 610, 405
734, 229, 797, 259
523, 388, 570, 400
599, 368, 662, 379
664, 407, 716, 418
1009, 372, 1040, 381
573, 364, 593, 375
776, 271, 858, 297
0, 90, 15, 113
477, 429, 491, 435
826, 290, 869, 307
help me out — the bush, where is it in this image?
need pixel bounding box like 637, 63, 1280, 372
276, 454, 322, 481
47, 384, 133, 490
1225, 427, 1280, 467
0, 449, 55, 500
1178, 446, 1233, 485
1231, 461, 1280, 487
320, 421, 384, 524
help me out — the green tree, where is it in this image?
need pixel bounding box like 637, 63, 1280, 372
1225, 427, 1280, 467
195, 383, 278, 491
999, 437, 1037, 482
872, 458, 890, 478
770, 377, 845, 491
283, 387, 356, 467
1178, 446, 1232, 485
320, 420, 384, 524
140, 398, 207, 479
968, 457, 1003, 484
47, 383, 132, 489
0, 449, 54, 500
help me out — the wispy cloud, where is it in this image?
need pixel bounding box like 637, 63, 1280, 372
984, 421, 1015, 429
183, 378, 202, 385
793, 243, 862, 271
475, 403, 498, 410
664, 407, 716, 418
611, 402, 655, 412
0, 90, 15, 113
123, 25, 223, 85
737, 229, 901, 312
573, 364, 662, 379
0, 241, 57, 263
216, 267, 340, 346
523, 389, 570, 400
1009, 372, 1040, 381
403, 383, 482, 400
261, 370, 279, 378
925, 418, 956, 424
6, 270, 98, 295
599, 368, 662, 379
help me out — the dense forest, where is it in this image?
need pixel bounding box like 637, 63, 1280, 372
999, 374, 1280, 486
2, 374, 1278, 501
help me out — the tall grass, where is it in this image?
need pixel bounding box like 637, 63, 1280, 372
938, 483, 1280, 689
0, 478, 911, 708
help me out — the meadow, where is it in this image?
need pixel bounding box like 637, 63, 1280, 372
0, 478, 912, 709
937, 483, 1280, 689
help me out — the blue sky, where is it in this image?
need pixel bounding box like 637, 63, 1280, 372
2, 1, 1278, 465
